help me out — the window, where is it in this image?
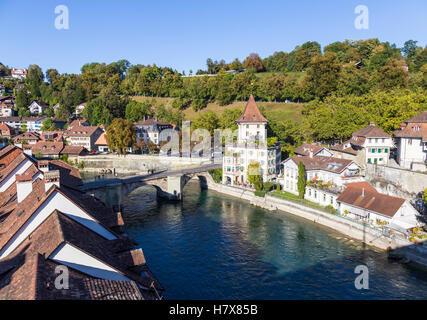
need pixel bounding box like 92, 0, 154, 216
257, 124, 260, 128
384, 148, 388, 153
378, 148, 381, 153
246, 125, 249, 129
323, 194, 326, 201
368, 158, 371, 163
379, 158, 383, 162
330, 196, 333, 204
371, 148, 375, 153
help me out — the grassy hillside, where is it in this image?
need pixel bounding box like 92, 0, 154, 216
131, 96, 303, 122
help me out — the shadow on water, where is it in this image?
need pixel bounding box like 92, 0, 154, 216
121, 181, 427, 300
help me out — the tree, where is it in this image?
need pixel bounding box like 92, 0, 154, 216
106, 118, 135, 155
303, 52, 341, 99
247, 161, 261, 185
401, 40, 418, 62
371, 58, 409, 91
293, 41, 321, 71
55, 103, 71, 121
297, 161, 306, 199
40, 118, 57, 132
191, 111, 220, 136
26, 64, 44, 99
125, 100, 154, 122
243, 53, 264, 72
337, 64, 370, 96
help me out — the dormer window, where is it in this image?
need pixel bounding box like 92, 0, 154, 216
414, 125, 420, 132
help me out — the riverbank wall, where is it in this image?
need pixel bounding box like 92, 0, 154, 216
202, 176, 412, 251
76, 154, 213, 174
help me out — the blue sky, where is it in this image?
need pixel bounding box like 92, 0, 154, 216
1, 0, 426, 74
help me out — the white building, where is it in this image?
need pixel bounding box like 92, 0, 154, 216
23, 117, 47, 133
135, 118, 174, 146
331, 122, 394, 167
74, 102, 87, 117
394, 111, 427, 170
28, 100, 48, 115
294, 143, 333, 157
280, 155, 364, 208
222, 95, 281, 185
337, 181, 421, 233
11, 68, 27, 80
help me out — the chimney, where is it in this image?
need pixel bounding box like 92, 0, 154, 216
16, 173, 33, 203
44, 170, 60, 192
309, 151, 313, 158
369, 122, 375, 126
361, 188, 365, 197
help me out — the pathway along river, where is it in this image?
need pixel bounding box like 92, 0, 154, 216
114, 180, 427, 299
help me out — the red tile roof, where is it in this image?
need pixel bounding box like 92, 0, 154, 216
294, 143, 325, 156
337, 182, 405, 217
352, 122, 391, 138
290, 155, 355, 174
236, 95, 268, 123
31, 141, 64, 155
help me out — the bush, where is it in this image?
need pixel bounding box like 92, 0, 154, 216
172, 98, 192, 110
276, 184, 281, 191
254, 190, 266, 197
192, 98, 208, 111
208, 168, 222, 183
254, 181, 263, 191
324, 205, 335, 214
263, 182, 274, 192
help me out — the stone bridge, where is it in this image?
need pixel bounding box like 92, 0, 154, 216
80, 163, 221, 206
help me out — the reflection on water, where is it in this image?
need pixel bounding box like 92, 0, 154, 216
122, 181, 427, 300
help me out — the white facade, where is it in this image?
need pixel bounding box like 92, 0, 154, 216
396, 137, 427, 169
364, 137, 393, 165
280, 157, 363, 196
338, 200, 420, 232
28, 101, 46, 115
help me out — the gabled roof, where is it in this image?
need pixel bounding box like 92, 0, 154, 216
404, 111, 427, 123
294, 143, 328, 157
337, 182, 405, 218
31, 141, 64, 155
65, 126, 101, 137
95, 132, 107, 146
14, 131, 41, 142
68, 119, 90, 129
0, 210, 156, 299
60, 145, 88, 156
352, 122, 391, 138
236, 95, 268, 123
288, 155, 357, 174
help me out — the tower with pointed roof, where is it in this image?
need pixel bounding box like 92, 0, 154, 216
236, 95, 268, 144
222, 95, 281, 186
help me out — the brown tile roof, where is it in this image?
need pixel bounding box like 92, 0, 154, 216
60, 145, 88, 156
65, 126, 101, 137
13, 131, 41, 143
0, 210, 153, 300
394, 122, 427, 140
294, 143, 324, 156
236, 95, 268, 123
352, 122, 391, 138
337, 182, 405, 217
48, 160, 82, 187
290, 155, 355, 174
0, 145, 23, 169
68, 119, 90, 129
134, 118, 171, 126
95, 132, 107, 146
0, 123, 15, 136
404, 111, 427, 123
31, 141, 64, 155
0, 153, 31, 184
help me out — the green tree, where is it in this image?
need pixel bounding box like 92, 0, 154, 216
106, 118, 136, 155
26, 64, 44, 99
247, 161, 261, 185
191, 111, 220, 136
297, 161, 306, 199
303, 52, 341, 99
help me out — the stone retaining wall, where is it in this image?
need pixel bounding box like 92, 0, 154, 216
203, 176, 411, 251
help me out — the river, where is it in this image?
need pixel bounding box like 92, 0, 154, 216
117, 181, 427, 299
